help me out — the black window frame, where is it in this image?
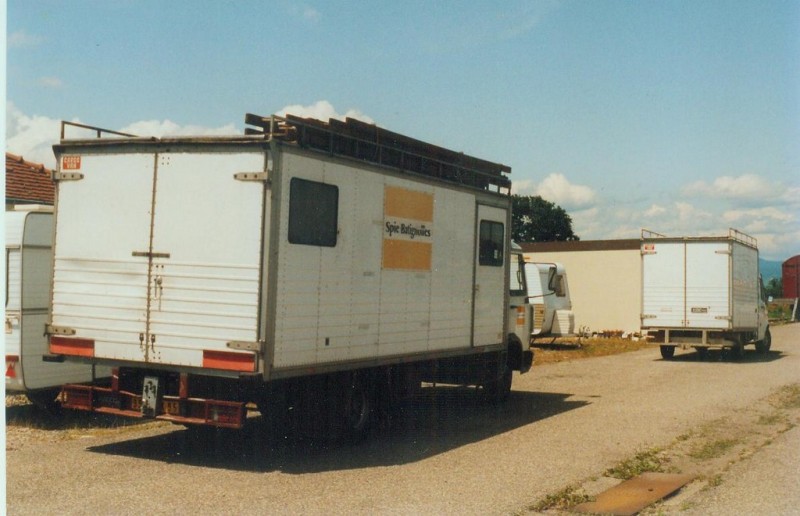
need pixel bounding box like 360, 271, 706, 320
288, 177, 339, 247
479, 220, 504, 267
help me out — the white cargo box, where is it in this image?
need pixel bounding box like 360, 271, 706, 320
49, 120, 512, 380
641, 229, 760, 331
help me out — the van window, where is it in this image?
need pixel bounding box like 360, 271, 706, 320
479, 220, 504, 266
509, 253, 526, 296
288, 178, 339, 247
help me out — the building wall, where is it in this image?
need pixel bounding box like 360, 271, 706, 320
523, 242, 642, 334
783, 255, 800, 299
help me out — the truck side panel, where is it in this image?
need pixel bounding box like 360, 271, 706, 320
731, 241, 758, 328
271, 150, 500, 372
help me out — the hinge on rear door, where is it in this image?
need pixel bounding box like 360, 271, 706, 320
227, 340, 262, 351
45, 324, 76, 336
234, 171, 269, 182
52, 171, 85, 181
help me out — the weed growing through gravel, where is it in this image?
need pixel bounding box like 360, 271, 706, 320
527, 484, 592, 512
688, 438, 739, 460
605, 448, 667, 479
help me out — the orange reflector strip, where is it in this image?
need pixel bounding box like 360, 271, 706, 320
516, 306, 526, 325
50, 336, 95, 357
6, 355, 19, 378
202, 350, 255, 372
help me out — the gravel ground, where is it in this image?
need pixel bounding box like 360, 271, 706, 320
5, 323, 800, 515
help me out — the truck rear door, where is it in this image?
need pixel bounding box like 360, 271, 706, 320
50, 148, 266, 373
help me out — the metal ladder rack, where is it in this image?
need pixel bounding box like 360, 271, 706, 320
244, 113, 511, 194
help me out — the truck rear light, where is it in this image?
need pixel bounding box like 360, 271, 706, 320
6, 355, 19, 378
202, 350, 255, 372
516, 306, 526, 325
50, 336, 95, 357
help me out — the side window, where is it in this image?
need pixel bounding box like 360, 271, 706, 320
288, 178, 339, 247
479, 220, 504, 266
509, 253, 526, 296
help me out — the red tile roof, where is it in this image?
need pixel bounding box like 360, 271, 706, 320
6, 153, 55, 205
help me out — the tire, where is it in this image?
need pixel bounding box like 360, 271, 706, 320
26, 388, 62, 414
339, 373, 373, 443
755, 329, 771, 354
483, 364, 512, 403
729, 338, 745, 360
695, 347, 709, 360
660, 345, 675, 360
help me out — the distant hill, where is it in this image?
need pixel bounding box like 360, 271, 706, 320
759, 258, 782, 282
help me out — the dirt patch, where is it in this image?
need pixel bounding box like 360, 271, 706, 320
526, 382, 800, 514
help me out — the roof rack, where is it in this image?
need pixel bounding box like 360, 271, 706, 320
244, 113, 511, 194
641, 228, 758, 249
60, 121, 136, 140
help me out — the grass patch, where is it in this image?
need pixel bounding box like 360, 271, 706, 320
533, 337, 651, 365
688, 438, 739, 460
772, 384, 800, 410
605, 448, 666, 479
528, 485, 592, 512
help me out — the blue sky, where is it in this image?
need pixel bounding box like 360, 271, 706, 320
6, 0, 799, 260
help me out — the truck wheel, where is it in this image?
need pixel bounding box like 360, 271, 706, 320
729, 339, 745, 360
26, 388, 61, 414
755, 329, 772, 354
694, 347, 709, 360
483, 364, 512, 403
660, 346, 675, 360
340, 374, 372, 443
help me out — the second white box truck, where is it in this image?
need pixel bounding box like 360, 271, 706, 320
641, 229, 770, 360
49, 114, 534, 441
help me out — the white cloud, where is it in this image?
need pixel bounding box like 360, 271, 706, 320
276, 100, 375, 124
303, 7, 321, 22
5, 101, 64, 168
39, 77, 64, 89
8, 30, 43, 48
119, 120, 238, 137
644, 204, 667, 217
6, 102, 241, 169
682, 174, 777, 200
723, 206, 795, 224
532, 173, 596, 209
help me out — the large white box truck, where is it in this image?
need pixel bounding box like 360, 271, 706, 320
641, 229, 770, 360
48, 114, 533, 440
5, 206, 109, 410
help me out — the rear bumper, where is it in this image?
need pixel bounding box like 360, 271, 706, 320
60, 384, 247, 429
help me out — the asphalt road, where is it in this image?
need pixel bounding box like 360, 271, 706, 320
6, 324, 799, 515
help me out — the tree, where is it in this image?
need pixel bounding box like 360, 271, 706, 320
511, 195, 579, 243
765, 277, 782, 299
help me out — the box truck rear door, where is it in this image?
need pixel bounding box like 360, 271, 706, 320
147, 152, 265, 370
51, 153, 154, 362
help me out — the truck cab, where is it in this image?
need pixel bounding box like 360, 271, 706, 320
508, 243, 534, 372
524, 261, 575, 339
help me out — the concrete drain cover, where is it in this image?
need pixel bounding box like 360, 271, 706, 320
573, 472, 695, 515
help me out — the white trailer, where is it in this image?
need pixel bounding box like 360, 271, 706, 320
5, 206, 107, 409
49, 115, 533, 440
641, 229, 770, 360
524, 261, 575, 339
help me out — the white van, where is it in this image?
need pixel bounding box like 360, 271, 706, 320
5, 206, 106, 409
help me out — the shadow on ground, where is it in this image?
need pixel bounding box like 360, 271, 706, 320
659, 349, 784, 364
86, 386, 589, 473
